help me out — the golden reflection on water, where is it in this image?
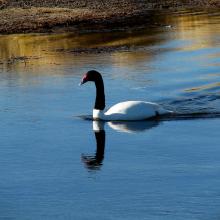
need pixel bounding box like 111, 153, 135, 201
185, 82, 220, 92
0, 10, 219, 72
165, 10, 220, 50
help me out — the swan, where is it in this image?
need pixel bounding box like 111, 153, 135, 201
80, 70, 173, 121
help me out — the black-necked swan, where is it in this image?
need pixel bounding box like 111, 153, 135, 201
80, 70, 173, 121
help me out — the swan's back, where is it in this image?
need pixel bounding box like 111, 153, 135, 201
104, 101, 166, 121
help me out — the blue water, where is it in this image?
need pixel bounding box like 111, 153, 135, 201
0, 10, 220, 219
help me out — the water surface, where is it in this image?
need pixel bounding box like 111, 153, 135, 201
0, 10, 220, 220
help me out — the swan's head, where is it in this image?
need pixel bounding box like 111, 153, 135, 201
79, 70, 102, 85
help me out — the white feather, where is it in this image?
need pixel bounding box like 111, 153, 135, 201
93, 101, 172, 121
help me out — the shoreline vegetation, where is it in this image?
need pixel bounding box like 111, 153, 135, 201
0, 0, 220, 34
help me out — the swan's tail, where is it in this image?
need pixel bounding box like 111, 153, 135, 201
157, 106, 174, 115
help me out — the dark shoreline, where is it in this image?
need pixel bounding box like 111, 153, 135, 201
0, 0, 220, 35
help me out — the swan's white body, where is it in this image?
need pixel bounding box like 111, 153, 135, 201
93, 100, 172, 121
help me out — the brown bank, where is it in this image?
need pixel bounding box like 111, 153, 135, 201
0, 0, 220, 34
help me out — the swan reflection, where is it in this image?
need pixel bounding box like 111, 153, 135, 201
81, 120, 159, 170
107, 120, 159, 133
81, 121, 105, 170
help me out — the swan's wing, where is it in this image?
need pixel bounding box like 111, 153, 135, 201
105, 101, 158, 120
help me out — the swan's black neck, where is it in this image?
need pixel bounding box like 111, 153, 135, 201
94, 76, 105, 110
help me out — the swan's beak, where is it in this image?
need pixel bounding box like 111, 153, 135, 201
79, 74, 88, 86
79, 80, 85, 86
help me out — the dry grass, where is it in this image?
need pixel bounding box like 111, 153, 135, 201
0, 0, 219, 34
2, 0, 220, 9
0, 7, 136, 34
0, 7, 93, 33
